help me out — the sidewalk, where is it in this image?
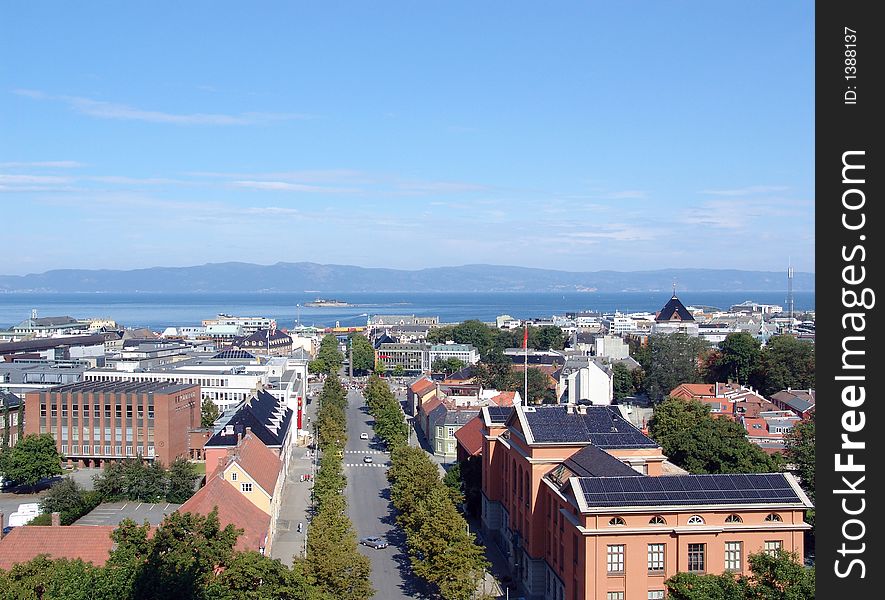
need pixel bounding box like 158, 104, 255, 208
269, 392, 319, 566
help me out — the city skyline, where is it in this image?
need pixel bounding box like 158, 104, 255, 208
1, 2, 814, 275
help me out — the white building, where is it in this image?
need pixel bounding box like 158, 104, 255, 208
428, 342, 481, 366
558, 357, 613, 405
593, 335, 629, 360
495, 315, 522, 329
202, 314, 277, 335
601, 313, 638, 335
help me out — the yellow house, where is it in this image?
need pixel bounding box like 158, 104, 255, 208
219, 432, 282, 515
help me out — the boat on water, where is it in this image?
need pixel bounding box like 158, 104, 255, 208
304, 298, 351, 307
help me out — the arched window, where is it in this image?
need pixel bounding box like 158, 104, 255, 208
649, 515, 667, 525
687, 515, 705, 525
765, 513, 782, 522
608, 517, 626, 526
725, 514, 743, 523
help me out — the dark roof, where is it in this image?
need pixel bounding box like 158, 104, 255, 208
213, 349, 256, 360
235, 329, 291, 346
16, 316, 79, 328
656, 295, 694, 322
0, 334, 110, 355
372, 333, 398, 349
577, 473, 803, 507
485, 406, 513, 425
523, 405, 658, 448
770, 390, 815, 413
0, 391, 22, 409
205, 390, 292, 448
563, 444, 644, 478
43, 380, 197, 395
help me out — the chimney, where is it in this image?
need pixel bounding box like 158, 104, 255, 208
51, 512, 61, 527
245, 427, 252, 438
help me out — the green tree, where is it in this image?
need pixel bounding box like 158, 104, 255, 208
206, 551, 331, 600
201, 399, 220, 429
784, 415, 814, 502
432, 357, 466, 376
611, 362, 637, 400
125, 509, 243, 600
426, 325, 456, 344
0, 433, 63, 491
452, 320, 494, 357
648, 398, 782, 474
0, 556, 103, 600
348, 333, 375, 375
392, 364, 405, 377
315, 335, 344, 375
93, 460, 126, 500
167, 457, 200, 503
640, 334, 710, 402
40, 476, 85, 516
714, 332, 761, 384
753, 335, 815, 397
665, 550, 813, 600
532, 325, 565, 351
524, 367, 553, 404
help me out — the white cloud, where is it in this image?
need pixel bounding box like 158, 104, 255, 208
0, 174, 73, 184
700, 185, 790, 196
14, 89, 312, 125
0, 160, 85, 169
231, 180, 359, 193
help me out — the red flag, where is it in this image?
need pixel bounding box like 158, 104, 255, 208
523, 324, 528, 349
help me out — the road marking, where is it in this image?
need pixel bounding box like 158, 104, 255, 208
148, 504, 155, 510
120, 503, 128, 510
135, 503, 143, 510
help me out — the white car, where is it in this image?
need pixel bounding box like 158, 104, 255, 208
363, 455, 374, 463
360, 432, 369, 440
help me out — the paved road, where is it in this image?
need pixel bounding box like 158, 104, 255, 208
342, 386, 431, 600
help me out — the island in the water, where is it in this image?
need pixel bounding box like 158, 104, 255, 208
304, 298, 351, 307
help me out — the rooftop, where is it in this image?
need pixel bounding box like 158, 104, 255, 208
0, 526, 118, 570
40, 379, 198, 395
521, 405, 659, 448
177, 475, 270, 552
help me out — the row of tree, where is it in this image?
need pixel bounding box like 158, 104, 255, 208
387, 445, 490, 600
363, 375, 408, 448
0, 509, 330, 600
362, 376, 490, 600
427, 320, 565, 358
91, 456, 200, 504
624, 333, 815, 403
308, 335, 345, 376
305, 375, 374, 599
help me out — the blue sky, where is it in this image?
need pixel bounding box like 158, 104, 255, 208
0, 1, 814, 276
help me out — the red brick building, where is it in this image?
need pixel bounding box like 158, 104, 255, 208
480, 404, 812, 600
24, 380, 200, 467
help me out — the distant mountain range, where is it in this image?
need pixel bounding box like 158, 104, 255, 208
0, 262, 814, 293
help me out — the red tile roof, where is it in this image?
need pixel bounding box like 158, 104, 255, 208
178, 475, 270, 552
489, 391, 517, 407
410, 377, 436, 395
420, 395, 444, 416
227, 433, 282, 496
0, 526, 118, 570
669, 383, 715, 399
453, 416, 484, 457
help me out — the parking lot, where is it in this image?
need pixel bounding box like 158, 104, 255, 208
74, 501, 181, 526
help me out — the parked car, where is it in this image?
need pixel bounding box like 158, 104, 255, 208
2, 526, 14, 536
363, 455, 373, 463
359, 536, 388, 549
359, 432, 369, 440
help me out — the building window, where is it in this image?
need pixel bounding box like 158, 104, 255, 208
61, 445, 68, 454
647, 543, 665, 573
93, 445, 101, 455
725, 541, 742, 571
686, 515, 705, 525
764, 541, 782, 556
608, 517, 626, 526
607, 544, 625, 574
241, 483, 252, 493
104, 445, 111, 455
607, 593, 624, 600
648, 592, 665, 600
764, 513, 782, 522
649, 515, 667, 525
725, 514, 743, 523
231, 472, 238, 481
688, 543, 705, 572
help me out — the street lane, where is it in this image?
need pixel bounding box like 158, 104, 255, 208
342, 385, 429, 600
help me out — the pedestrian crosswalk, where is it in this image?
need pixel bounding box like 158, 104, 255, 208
344, 462, 390, 468
344, 450, 387, 454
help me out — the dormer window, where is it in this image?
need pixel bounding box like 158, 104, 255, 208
764, 513, 782, 522
608, 517, 626, 526
649, 515, 667, 525
725, 514, 742, 523
687, 515, 705, 525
